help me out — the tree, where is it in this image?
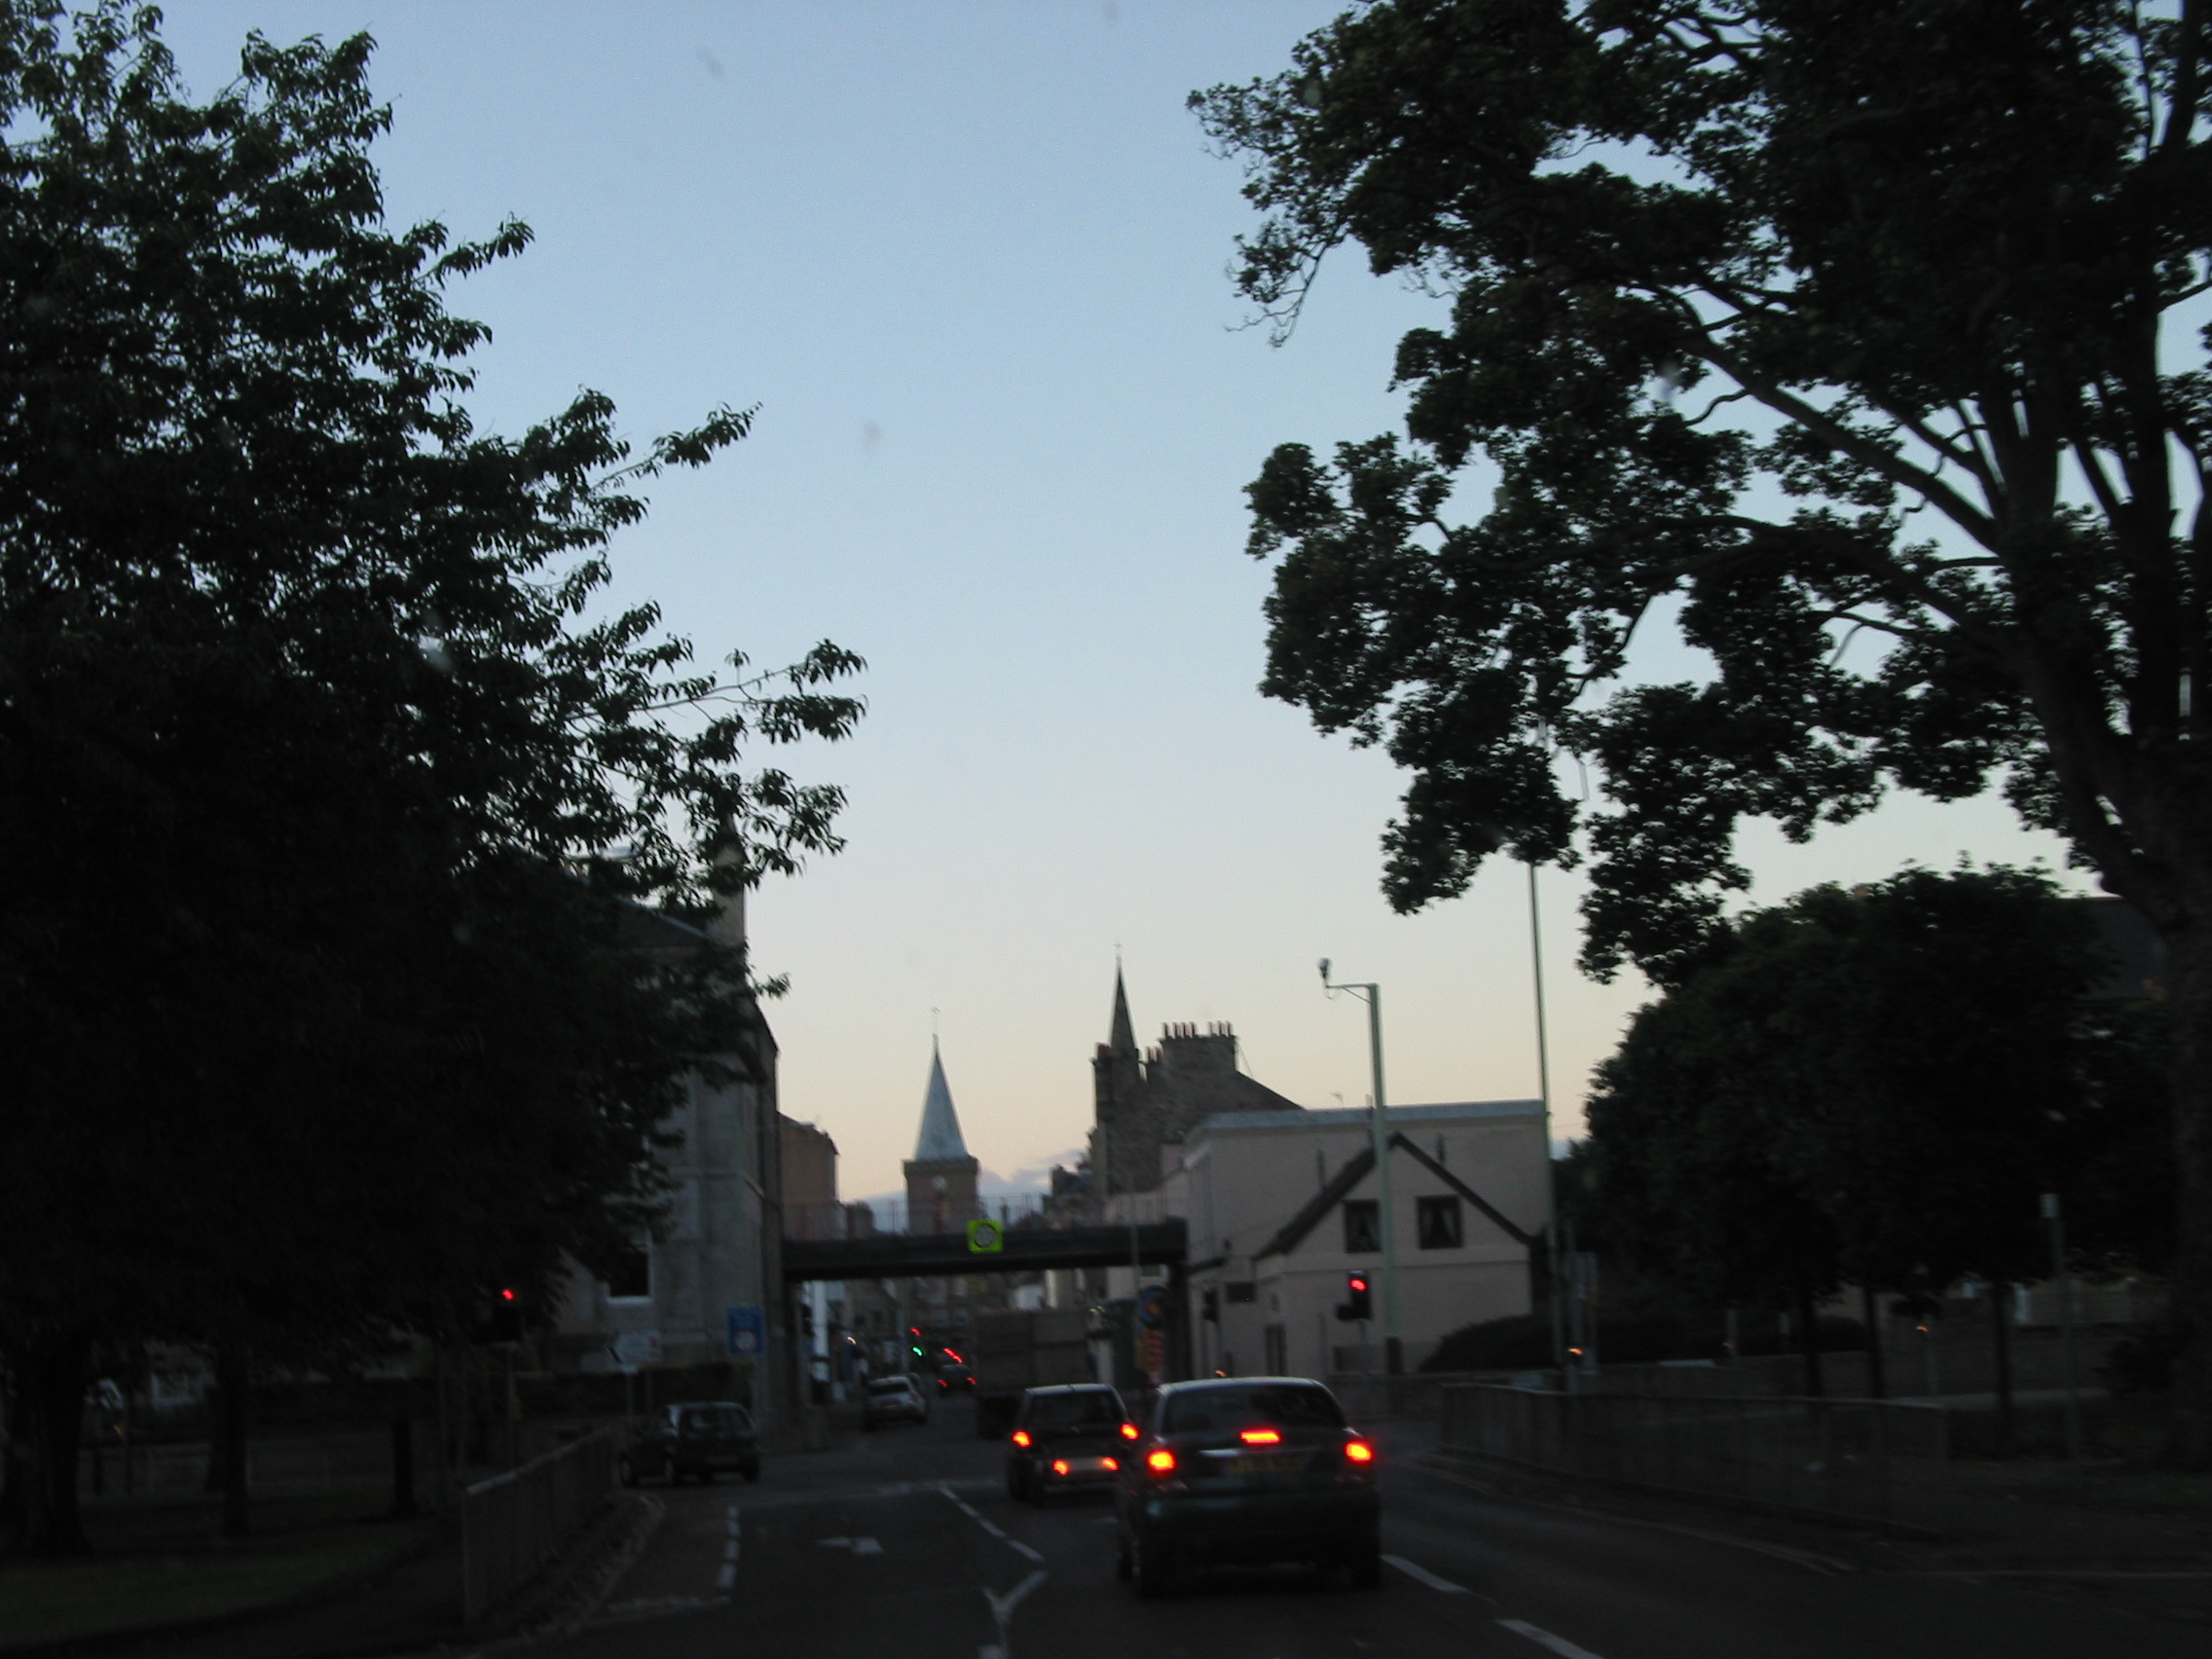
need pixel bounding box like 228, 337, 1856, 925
1196, 0, 2212, 1461
0, 3, 861, 1553
1584, 866, 2167, 1411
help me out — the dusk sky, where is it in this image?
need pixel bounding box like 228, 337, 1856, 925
174, 2, 2079, 1205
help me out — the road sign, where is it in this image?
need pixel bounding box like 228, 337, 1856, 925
725, 1305, 765, 1359
966, 1217, 1004, 1254
609, 1329, 661, 1372
1137, 1284, 1168, 1330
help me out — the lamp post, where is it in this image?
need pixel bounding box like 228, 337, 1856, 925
1320, 961, 1401, 1375
1526, 861, 1568, 1384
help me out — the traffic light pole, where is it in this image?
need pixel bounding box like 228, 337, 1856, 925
1321, 966, 1399, 1375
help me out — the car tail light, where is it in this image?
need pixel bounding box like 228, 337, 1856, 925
1119, 1421, 1139, 1440
1051, 1458, 1071, 1476
1238, 1428, 1282, 1446
1144, 1447, 1177, 1475
1011, 1429, 1031, 1448
1101, 1456, 1119, 1472
1344, 1439, 1376, 1464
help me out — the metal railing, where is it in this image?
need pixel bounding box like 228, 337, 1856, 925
461, 1428, 615, 1626
1439, 1383, 1949, 1526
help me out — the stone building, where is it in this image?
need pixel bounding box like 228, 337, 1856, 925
1088, 970, 1302, 1196
549, 892, 791, 1426
781, 1118, 844, 1243
903, 1040, 980, 1234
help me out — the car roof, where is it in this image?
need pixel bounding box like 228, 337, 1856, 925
1158, 1376, 1333, 1394
1023, 1383, 1116, 1396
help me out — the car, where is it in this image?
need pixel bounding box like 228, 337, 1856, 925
1113, 1377, 1380, 1597
935, 1362, 977, 1395
863, 1374, 930, 1427
620, 1401, 759, 1486
1006, 1382, 1130, 1503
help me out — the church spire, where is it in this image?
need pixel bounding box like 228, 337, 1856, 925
913, 1037, 969, 1161
1108, 965, 1136, 1053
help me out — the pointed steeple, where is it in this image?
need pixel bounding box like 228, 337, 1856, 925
1108, 965, 1136, 1053
913, 1038, 969, 1161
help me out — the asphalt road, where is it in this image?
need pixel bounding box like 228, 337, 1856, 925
545, 1397, 2204, 1659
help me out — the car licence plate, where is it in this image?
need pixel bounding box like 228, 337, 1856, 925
1229, 1455, 1303, 1474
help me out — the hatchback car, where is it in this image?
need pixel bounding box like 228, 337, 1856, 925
620, 1401, 759, 1486
863, 1374, 930, 1427
1114, 1377, 1379, 1595
1006, 1383, 1129, 1502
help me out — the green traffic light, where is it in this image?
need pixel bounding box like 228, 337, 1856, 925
910, 1346, 924, 1355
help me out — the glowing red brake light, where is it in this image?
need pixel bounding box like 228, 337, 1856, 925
1344, 1439, 1376, 1464
1119, 1421, 1139, 1440
1101, 1456, 1119, 1472
1144, 1447, 1177, 1474
1051, 1458, 1071, 1475
1011, 1429, 1031, 1448
1238, 1427, 1282, 1446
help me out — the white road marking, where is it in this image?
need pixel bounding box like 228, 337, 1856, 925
985, 1567, 1049, 1622
979, 1648, 1006, 1659
853, 1537, 883, 1556
725, 1504, 741, 1538
1382, 1554, 1468, 1593
1499, 1618, 1608, 1659
1008, 1538, 1044, 1565
715, 1564, 736, 1591
818, 1535, 852, 1547
722, 1539, 739, 1563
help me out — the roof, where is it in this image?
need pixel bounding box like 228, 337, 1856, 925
913, 1040, 970, 1161
1252, 1130, 1537, 1260
1108, 967, 1136, 1051
1195, 1099, 1545, 1138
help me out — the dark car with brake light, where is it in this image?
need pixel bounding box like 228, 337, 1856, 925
1113, 1377, 1379, 1595
1005, 1382, 1129, 1501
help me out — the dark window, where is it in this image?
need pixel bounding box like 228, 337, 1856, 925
1417, 1196, 1463, 1250
1225, 1280, 1258, 1304
606, 1243, 650, 1300
1162, 1382, 1345, 1434
1342, 1199, 1380, 1253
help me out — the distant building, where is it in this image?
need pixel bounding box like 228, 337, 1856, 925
782, 1118, 844, 1242
1088, 969, 1302, 1197
903, 1040, 980, 1234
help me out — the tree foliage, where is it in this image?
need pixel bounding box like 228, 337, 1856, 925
1196, 0, 2212, 1460
0, 2, 861, 1551
1583, 868, 2171, 1317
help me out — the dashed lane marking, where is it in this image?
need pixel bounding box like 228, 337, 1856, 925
1499, 1617, 1608, 1659
715, 1563, 735, 1591
1383, 1554, 1469, 1593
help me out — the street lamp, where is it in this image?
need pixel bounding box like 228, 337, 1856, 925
1320, 961, 1401, 1375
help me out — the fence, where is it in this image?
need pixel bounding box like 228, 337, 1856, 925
461, 1429, 615, 1627
1439, 1383, 1949, 1527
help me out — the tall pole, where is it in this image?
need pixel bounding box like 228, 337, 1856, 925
1528, 862, 1567, 1382
2043, 1193, 2083, 1459
1322, 966, 1400, 1375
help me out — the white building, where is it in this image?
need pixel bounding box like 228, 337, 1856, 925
1183, 1100, 1549, 1379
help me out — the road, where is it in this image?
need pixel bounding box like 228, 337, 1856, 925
545, 1398, 2204, 1659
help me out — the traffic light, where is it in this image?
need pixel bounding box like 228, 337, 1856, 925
472, 1287, 525, 1345
1335, 1272, 1372, 1323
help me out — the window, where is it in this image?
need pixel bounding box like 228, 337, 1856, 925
605, 1243, 651, 1301
1162, 1382, 1344, 1433
1417, 1196, 1464, 1250
1342, 1199, 1380, 1252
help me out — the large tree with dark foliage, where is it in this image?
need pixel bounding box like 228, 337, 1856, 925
1197, 0, 2212, 1461
0, 3, 861, 1553
1585, 868, 2171, 1392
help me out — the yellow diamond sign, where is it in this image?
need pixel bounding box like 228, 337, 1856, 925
967, 1218, 1004, 1254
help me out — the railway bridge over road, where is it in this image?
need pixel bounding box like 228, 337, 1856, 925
780, 1221, 1187, 1285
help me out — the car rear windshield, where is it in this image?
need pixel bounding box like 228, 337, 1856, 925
1022, 1391, 1122, 1431
1161, 1383, 1344, 1435
680, 1405, 750, 1433
866, 1378, 909, 1396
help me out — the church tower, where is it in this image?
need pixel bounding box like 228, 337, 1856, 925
1090, 967, 1148, 1195
903, 1039, 980, 1235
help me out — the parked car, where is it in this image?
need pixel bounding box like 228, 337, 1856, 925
1113, 1377, 1379, 1596
1006, 1382, 1129, 1502
863, 1374, 930, 1427
620, 1401, 759, 1486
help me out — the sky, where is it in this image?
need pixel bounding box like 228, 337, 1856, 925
170, 1, 2081, 1205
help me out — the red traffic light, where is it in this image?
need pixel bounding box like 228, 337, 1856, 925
499, 1288, 518, 1303
1347, 1276, 1368, 1293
